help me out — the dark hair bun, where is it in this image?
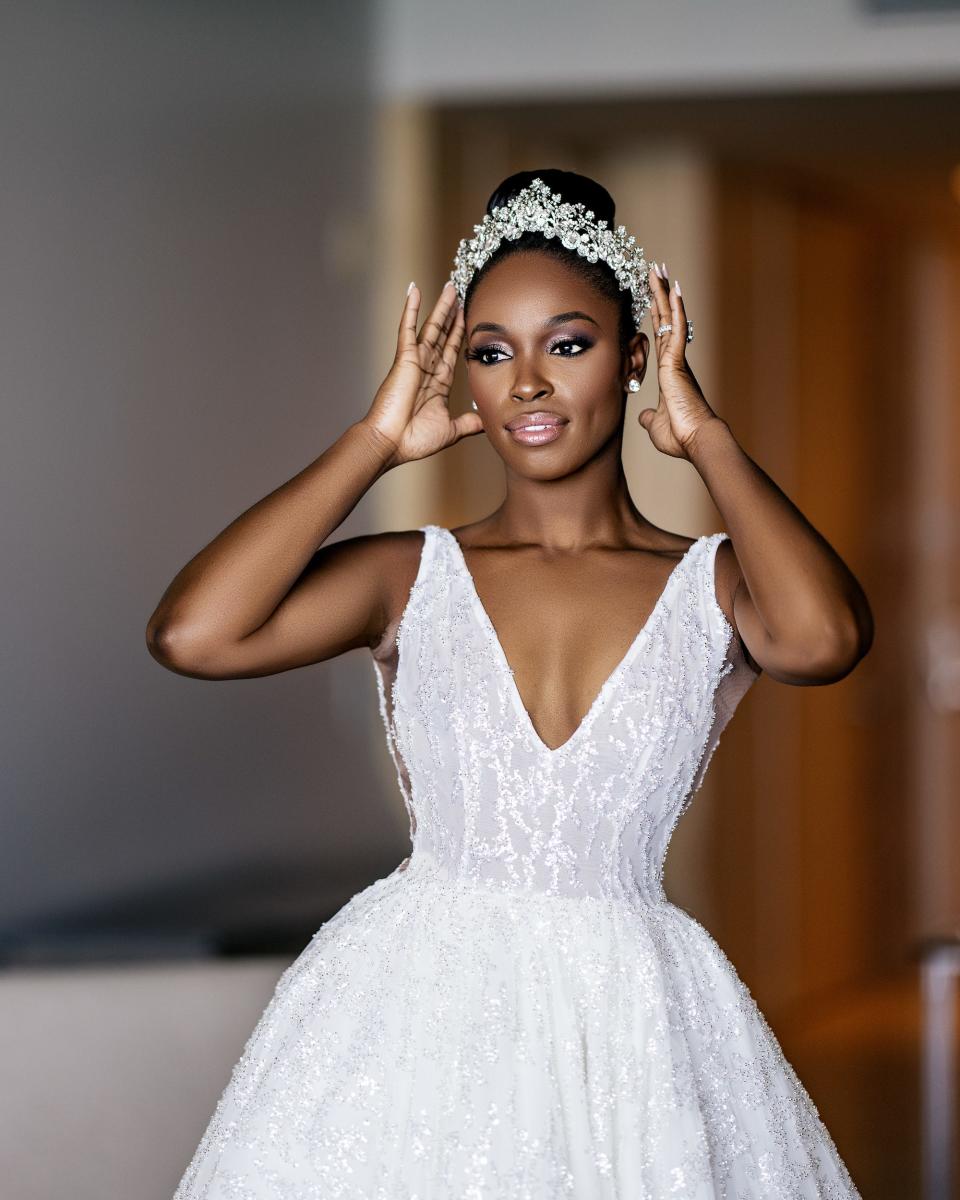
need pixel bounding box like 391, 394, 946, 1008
486, 169, 616, 227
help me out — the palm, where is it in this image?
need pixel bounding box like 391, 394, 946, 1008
365, 281, 483, 467
639, 266, 717, 461
642, 399, 688, 459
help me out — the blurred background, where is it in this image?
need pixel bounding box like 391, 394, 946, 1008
2, 1, 959, 1196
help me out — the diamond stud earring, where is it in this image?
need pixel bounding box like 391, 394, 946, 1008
627, 378, 641, 393
471, 399, 478, 410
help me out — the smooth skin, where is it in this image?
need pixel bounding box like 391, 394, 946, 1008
147, 255, 873, 753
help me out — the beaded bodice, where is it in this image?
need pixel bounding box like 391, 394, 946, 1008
371, 525, 759, 906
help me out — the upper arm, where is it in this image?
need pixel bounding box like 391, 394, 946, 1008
158, 530, 423, 680
716, 537, 864, 686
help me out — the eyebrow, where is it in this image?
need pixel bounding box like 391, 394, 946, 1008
468, 310, 600, 339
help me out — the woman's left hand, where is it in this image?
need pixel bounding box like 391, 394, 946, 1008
638, 264, 721, 460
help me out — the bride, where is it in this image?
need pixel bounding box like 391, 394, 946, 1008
149, 168, 871, 1198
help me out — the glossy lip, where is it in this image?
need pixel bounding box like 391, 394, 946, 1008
504, 411, 568, 431
506, 423, 567, 446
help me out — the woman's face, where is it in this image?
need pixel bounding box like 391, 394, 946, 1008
463, 249, 647, 477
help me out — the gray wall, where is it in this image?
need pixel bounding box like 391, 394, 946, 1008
0, 1, 404, 959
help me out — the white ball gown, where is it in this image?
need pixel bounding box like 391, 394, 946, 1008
173, 524, 862, 1198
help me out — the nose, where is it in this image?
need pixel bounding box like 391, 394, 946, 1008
510, 361, 552, 405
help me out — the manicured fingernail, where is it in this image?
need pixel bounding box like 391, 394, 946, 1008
407, 281, 416, 295
661, 261, 668, 278
652, 262, 662, 279
675, 279, 682, 296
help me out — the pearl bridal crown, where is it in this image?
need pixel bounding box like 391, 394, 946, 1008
449, 176, 654, 328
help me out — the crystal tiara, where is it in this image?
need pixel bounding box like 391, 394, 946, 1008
449, 176, 653, 329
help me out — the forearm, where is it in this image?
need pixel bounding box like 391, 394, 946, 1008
146, 419, 396, 648
685, 417, 873, 657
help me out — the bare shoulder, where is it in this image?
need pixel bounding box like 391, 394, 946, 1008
655, 529, 700, 559
329, 526, 425, 562
370, 528, 430, 609
311, 527, 428, 649
625, 524, 699, 563
447, 518, 497, 549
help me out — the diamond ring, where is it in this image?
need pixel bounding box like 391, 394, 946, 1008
656, 320, 695, 342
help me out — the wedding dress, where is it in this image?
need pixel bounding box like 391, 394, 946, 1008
173, 524, 862, 1198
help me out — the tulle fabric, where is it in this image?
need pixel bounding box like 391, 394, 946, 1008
173, 527, 860, 1198
174, 858, 859, 1198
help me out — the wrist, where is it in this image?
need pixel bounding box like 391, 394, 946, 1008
352, 419, 400, 475
682, 416, 732, 463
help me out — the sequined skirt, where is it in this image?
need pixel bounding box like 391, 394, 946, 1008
172, 856, 862, 1199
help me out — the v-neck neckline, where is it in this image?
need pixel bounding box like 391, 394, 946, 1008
435, 525, 705, 758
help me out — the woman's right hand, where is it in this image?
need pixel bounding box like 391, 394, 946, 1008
361, 280, 484, 469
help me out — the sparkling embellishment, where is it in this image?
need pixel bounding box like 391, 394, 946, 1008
449, 177, 654, 330
172, 527, 862, 1199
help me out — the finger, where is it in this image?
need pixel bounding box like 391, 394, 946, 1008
664, 277, 687, 361
449, 409, 485, 442
419, 280, 459, 348
440, 302, 466, 373
437, 288, 461, 346
429, 289, 464, 375
648, 266, 669, 350
397, 282, 420, 357
649, 264, 681, 360
421, 295, 459, 378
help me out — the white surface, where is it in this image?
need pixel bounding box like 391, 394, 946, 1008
374, 0, 960, 99
0, 958, 290, 1200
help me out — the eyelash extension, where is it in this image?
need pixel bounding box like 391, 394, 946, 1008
464, 336, 594, 365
